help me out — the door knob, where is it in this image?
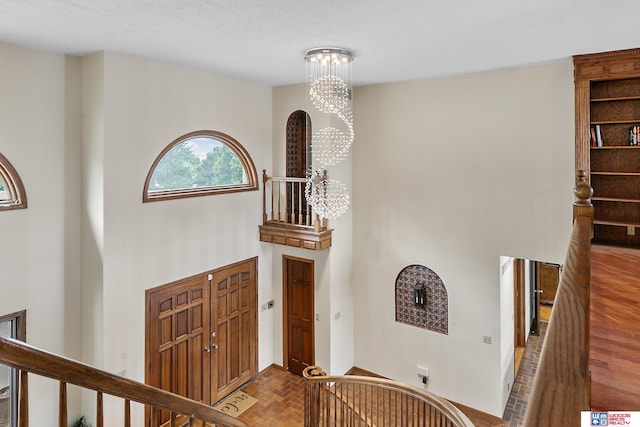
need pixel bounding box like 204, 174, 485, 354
211, 343, 219, 349
204, 346, 211, 353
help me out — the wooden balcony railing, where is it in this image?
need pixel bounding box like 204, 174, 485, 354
524, 171, 594, 427
0, 336, 247, 427
259, 170, 332, 250
303, 366, 474, 427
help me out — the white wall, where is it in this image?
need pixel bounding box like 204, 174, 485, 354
352, 62, 574, 416
0, 42, 81, 426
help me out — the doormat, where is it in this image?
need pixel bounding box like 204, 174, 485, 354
213, 390, 257, 418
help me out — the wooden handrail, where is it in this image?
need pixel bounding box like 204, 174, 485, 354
303, 366, 474, 427
524, 171, 593, 427
0, 336, 247, 427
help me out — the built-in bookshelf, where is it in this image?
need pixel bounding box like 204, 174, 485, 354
574, 49, 640, 248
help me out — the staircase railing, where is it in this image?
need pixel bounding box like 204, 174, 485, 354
303, 366, 474, 427
524, 171, 594, 426
0, 336, 247, 427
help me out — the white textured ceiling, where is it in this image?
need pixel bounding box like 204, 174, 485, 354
1, 0, 640, 86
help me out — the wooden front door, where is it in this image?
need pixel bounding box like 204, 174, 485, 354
146, 276, 210, 425
283, 256, 314, 376
146, 258, 258, 424
210, 260, 257, 402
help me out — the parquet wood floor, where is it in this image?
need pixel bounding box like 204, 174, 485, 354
238, 365, 305, 426
590, 244, 640, 411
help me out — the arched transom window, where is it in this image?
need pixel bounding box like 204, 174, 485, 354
143, 130, 258, 202
0, 152, 27, 211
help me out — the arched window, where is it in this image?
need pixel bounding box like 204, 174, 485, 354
143, 130, 258, 202
0, 152, 27, 211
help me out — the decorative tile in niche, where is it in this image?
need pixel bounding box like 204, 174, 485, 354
395, 264, 448, 335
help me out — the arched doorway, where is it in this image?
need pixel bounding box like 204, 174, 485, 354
286, 111, 311, 222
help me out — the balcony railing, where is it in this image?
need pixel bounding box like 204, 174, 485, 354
259, 170, 332, 250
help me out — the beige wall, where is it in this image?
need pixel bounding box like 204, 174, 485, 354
0, 41, 80, 425
352, 62, 575, 416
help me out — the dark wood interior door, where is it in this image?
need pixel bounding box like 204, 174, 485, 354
539, 262, 560, 304
210, 258, 258, 402
146, 276, 210, 425
284, 256, 314, 376
286, 111, 311, 222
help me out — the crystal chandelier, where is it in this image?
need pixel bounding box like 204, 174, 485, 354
304, 47, 354, 220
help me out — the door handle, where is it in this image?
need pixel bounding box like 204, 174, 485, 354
204, 343, 219, 352
534, 290, 544, 293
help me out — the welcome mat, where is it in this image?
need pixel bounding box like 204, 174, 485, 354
213, 390, 257, 418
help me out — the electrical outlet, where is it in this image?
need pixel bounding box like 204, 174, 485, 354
483, 336, 492, 344
628, 226, 636, 236
267, 300, 274, 309
417, 365, 429, 385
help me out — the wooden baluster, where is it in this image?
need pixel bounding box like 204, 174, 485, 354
298, 182, 303, 225
269, 180, 274, 222
170, 412, 176, 427
96, 391, 103, 427
277, 181, 282, 222
290, 182, 295, 224
262, 170, 268, 225
18, 370, 27, 427
124, 399, 131, 427
59, 382, 67, 427
150, 407, 157, 427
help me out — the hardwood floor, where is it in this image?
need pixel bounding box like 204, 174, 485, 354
590, 244, 640, 410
